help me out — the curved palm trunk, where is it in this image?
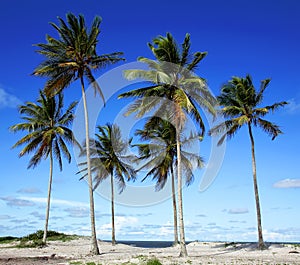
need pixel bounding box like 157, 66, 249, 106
111, 173, 116, 246
170, 165, 179, 246
42, 150, 53, 244
248, 123, 265, 250
81, 78, 100, 255
176, 126, 188, 257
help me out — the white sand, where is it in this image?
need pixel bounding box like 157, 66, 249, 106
0, 237, 299, 264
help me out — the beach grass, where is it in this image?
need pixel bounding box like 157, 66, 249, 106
0, 236, 19, 244
0, 230, 79, 248
70, 258, 163, 265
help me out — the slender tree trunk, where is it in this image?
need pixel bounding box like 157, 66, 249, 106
81, 78, 100, 255
248, 123, 265, 250
176, 124, 188, 257
42, 151, 53, 244
111, 173, 116, 246
170, 165, 179, 246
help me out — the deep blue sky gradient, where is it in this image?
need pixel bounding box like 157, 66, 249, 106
0, 0, 299, 242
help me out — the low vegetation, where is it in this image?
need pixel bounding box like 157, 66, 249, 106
224, 242, 237, 248
69, 258, 163, 265
0, 230, 78, 248
0, 236, 18, 244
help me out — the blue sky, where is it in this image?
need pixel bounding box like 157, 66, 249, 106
1, 0, 300, 242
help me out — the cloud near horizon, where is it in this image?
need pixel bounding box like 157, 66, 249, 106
98, 216, 139, 238
273, 178, 300, 188
17, 188, 42, 194
0, 215, 13, 220
19, 197, 89, 207
196, 214, 207, 218
64, 207, 90, 218
0, 87, 21, 109
30, 211, 45, 220
228, 208, 249, 214
0, 196, 35, 207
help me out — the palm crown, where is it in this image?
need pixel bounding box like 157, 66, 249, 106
33, 13, 124, 100
80, 124, 136, 192
135, 117, 204, 191
119, 32, 216, 134
210, 75, 288, 143
10, 91, 78, 169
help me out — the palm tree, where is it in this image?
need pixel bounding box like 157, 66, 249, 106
10, 91, 77, 244
33, 13, 124, 254
134, 116, 204, 246
209, 75, 287, 249
118, 33, 216, 256
79, 124, 136, 245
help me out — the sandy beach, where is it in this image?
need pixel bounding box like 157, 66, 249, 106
0, 237, 299, 265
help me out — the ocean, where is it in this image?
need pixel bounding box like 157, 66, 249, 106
103, 240, 300, 248
104, 241, 192, 248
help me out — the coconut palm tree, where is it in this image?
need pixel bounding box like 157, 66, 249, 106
10, 91, 77, 244
33, 13, 124, 254
209, 75, 287, 249
79, 124, 136, 245
118, 33, 216, 256
134, 116, 204, 246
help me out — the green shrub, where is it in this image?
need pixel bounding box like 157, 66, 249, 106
15, 230, 77, 248
0, 236, 18, 244
146, 258, 163, 265
17, 238, 45, 248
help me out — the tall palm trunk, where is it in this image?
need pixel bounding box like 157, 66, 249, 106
42, 150, 53, 244
81, 77, 100, 255
170, 165, 179, 246
111, 173, 116, 246
248, 123, 265, 250
176, 124, 188, 257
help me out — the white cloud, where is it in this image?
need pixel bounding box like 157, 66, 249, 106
273, 179, 300, 188
30, 211, 45, 220
0, 196, 35, 207
242, 228, 300, 242
158, 221, 174, 237
0, 88, 21, 108
229, 220, 247, 224
19, 196, 89, 207
207, 222, 217, 226
17, 188, 42, 194
0, 215, 12, 220
10, 219, 28, 223
286, 98, 300, 114
115, 216, 138, 230
228, 208, 249, 214
196, 214, 207, 218
98, 216, 139, 237
64, 207, 90, 218
127, 231, 145, 236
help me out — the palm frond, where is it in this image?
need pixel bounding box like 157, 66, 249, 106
187, 51, 207, 71
265, 101, 288, 113
256, 78, 271, 103
256, 118, 283, 140
84, 67, 105, 103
